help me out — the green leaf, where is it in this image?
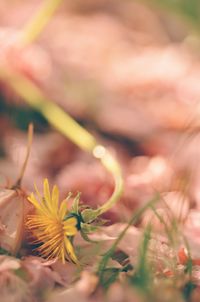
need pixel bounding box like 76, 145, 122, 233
99, 268, 120, 290
81, 209, 99, 223
71, 192, 81, 214
81, 222, 98, 233
80, 230, 98, 243
130, 225, 152, 291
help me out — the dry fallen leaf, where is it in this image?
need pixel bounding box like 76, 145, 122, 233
0, 189, 24, 254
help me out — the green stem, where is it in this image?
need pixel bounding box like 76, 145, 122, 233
92, 145, 123, 215
0, 70, 123, 216
20, 0, 64, 46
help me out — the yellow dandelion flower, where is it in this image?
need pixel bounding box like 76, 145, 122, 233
26, 178, 78, 264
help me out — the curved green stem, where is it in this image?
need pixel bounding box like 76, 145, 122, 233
93, 146, 123, 215
0, 70, 123, 216
20, 0, 64, 46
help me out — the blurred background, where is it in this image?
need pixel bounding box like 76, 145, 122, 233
1, 0, 200, 224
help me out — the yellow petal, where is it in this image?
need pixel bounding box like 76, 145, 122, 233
52, 185, 59, 211
43, 178, 51, 204
28, 193, 49, 216
59, 199, 68, 219
27, 193, 39, 208
43, 178, 57, 215
34, 182, 42, 202
64, 217, 77, 226
60, 248, 65, 263
63, 225, 77, 236
63, 217, 78, 236
28, 194, 46, 213
63, 217, 77, 235
64, 237, 78, 264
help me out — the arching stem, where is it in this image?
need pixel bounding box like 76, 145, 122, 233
0, 71, 123, 217
20, 0, 64, 46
